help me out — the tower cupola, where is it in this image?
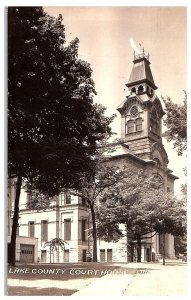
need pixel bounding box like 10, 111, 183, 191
126, 50, 157, 98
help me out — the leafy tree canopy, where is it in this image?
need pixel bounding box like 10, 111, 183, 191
8, 7, 115, 195
162, 91, 187, 156
97, 169, 186, 241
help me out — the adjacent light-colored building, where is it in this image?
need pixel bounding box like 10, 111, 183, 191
8, 50, 177, 263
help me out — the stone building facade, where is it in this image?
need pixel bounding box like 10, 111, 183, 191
8, 51, 177, 263
97, 51, 178, 262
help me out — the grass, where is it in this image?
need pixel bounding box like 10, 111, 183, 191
7, 262, 138, 296
7, 262, 125, 280
7, 286, 78, 296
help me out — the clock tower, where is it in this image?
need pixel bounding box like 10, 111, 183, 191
117, 50, 168, 169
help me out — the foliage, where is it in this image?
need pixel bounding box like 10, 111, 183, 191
26, 189, 55, 210
162, 92, 187, 156
148, 191, 186, 236
174, 235, 187, 256
8, 7, 114, 266
8, 7, 114, 195
97, 170, 186, 263
44, 238, 68, 252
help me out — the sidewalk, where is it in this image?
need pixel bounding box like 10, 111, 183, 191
123, 261, 187, 296
72, 261, 187, 296
72, 263, 141, 296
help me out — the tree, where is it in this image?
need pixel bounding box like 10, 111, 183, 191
8, 7, 114, 266
44, 238, 68, 263
149, 190, 186, 265
96, 168, 155, 262
78, 154, 123, 262
97, 171, 186, 264
162, 92, 187, 156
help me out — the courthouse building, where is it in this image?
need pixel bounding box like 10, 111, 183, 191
8, 50, 177, 263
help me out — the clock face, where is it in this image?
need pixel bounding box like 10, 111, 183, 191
130, 105, 139, 118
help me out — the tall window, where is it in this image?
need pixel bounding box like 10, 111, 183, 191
135, 118, 142, 131
61, 190, 71, 205
150, 108, 160, 135
81, 219, 86, 241
154, 158, 162, 168
29, 221, 35, 237
64, 219, 71, 240
127, 120, 134, 134
41, 220, 48, 242
65, 190, 71, 204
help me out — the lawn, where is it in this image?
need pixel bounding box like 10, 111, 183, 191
7, 262, 126, 280
7, 286, 78, 296
7, 262, 137, 296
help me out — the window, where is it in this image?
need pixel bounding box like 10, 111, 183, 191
150, 108, 160, 135
65, 190, 71, 204
107, 249, 112, 262
127, 120, 134, 134
61, 190, 71, 205
81, 219, 86, 241
64, 219, 71, 240
154, 158, 162, 168
138, 85, 144, 93
100, 249, 106, 262
167, 187, 170, 193
29, 221, 35, 237
41, 220, 48, 242
135, 118, 142, 131
131, 87, 136, 94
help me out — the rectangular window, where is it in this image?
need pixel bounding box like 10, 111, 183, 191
64, 219, 71, 240
136, 118, 142, 132
61, 190, 71, 205
61, 193, 65, 205
41, 220, 48, 242
29, 221, 35, 237
65, 190, 71, 204
107, 249, 113, 262
64, 249, 69, 262
81, 219, 86, 241
127, 121, 134, 134
100, 249, 105, 262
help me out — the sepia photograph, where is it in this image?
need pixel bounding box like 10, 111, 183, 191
5, 1, 188, 297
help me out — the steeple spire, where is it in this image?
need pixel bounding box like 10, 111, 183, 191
127, 49, 157, 96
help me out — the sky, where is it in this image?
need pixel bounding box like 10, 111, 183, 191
44, 6, 187, 196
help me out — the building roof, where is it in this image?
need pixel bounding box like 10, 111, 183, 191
126, 54, 157, 90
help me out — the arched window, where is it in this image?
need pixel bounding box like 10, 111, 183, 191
138, 85, 144, 93
127, 120, 134, 134
135, 118, 142, 132
131, 87, 136, 94
150, 108, 159, 135
154, 158, 162, 168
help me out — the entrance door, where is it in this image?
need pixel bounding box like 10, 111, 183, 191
100, 249, 105, 262
20, 244, 34, 263
82, 249, 86, 262
64, 250, 69, 262
146, 248, 151, 262
41, 250, 47, 262
107, 249, 112, 262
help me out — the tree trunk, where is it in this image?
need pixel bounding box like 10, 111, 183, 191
126, 226, 128, 263
137, 234, 142, 262
162, 233, 166, 266
9, 174, 22, 266
89, 203, 97, 262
